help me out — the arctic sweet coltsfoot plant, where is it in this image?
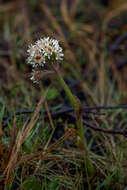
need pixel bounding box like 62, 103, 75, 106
27, 37, 64, 83
27, 37, 94, 176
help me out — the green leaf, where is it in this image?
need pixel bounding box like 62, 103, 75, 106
48, 178, 59, 190
23, 177, 41, 190
0, 102, 5, 122
46, 88, 58, 100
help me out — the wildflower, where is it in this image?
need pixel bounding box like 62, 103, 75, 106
27, 37, 64, 68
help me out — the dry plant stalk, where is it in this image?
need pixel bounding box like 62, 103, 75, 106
3, 88, 49, 188
61, 0, 75, 31
16, 128, 77, 166
103, 3, 127, 31
22, 87, 49, 140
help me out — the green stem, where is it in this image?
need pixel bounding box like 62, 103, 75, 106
55, 68, 76, 108
54, 66, 94, 178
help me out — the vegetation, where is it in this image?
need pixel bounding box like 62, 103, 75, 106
0, 0, 127, 189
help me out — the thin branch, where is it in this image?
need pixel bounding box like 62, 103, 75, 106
2, 105, 127, 128
83, 120, 127, 138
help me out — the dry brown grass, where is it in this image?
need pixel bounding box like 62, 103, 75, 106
0, 0, 127, 189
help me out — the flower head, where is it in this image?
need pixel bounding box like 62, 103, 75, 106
27, 37, 64, 68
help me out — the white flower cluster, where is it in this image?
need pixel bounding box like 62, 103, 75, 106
27, 37, 64, 68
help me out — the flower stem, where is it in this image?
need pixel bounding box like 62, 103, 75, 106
55, 68, 76, 108
54, 66, 94, 177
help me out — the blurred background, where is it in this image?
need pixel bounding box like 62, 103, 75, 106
1, 0, 127, 189
0, 0, 127, 110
